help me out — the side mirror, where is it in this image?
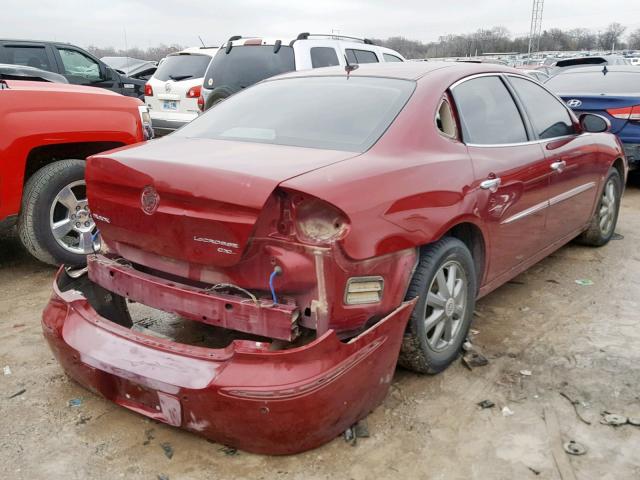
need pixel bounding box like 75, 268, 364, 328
580, 113, 610, 133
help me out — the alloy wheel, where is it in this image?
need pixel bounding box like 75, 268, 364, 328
49, 180, 100, 255
598, 178, 617, 237
424, 260, 468, 352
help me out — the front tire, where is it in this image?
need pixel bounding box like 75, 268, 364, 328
18, 160, 99, 266
576, 168, 622, 247
399, 238, 477, 374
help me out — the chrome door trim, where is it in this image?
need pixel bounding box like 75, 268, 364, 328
549, 182, 596, 206
501, 200, 549, 225
499, 181, 597, 225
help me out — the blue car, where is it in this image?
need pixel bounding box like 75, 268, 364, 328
546, 66, 640, 170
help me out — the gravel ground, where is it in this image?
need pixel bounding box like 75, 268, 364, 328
1, 186, 639, 480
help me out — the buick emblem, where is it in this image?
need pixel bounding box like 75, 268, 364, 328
566, 99, 582, 108
141, 185, 160, 215
164, 82, 172, 93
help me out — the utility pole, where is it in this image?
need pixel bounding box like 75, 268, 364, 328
527, 0, 545, 56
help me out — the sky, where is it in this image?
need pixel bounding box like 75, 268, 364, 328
3, 0, 640, 50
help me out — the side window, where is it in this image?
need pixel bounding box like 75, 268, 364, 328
345, 49, 379, 64
451, 76, 528, 145
509, 76, 574, 139
383, 53, 403, 62
310, 47, 340, 68
58, 48, 102, 83
436, 97, 458, 138
4, 46, 53, 71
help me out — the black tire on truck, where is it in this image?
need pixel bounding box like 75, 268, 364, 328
204, 85, 240, 111
18, 159, 97, 266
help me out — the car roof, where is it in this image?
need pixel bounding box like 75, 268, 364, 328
0, 38, 73, 46
552, 65, 640, 76
269, 61, 517, 82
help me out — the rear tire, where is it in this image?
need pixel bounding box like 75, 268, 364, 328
399, 238, 477, 374
18, 160, 98, 266
576, 168, 622, 247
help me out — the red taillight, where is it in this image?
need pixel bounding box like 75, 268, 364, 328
197, 94, 205, 112
187, 85, 201, 98
607, 105, 640, 121
144, 83, 153, 97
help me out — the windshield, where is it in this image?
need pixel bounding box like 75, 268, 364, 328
154, 54, 211, 81
176, 76, 415, 152
546, 71, 640, 94
203, 45, 295, 91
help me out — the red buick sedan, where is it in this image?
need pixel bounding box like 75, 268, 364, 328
43, 62, 626, 454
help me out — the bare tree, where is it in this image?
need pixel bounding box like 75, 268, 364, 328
628, 28, 640, 50
598, 23, 626, 50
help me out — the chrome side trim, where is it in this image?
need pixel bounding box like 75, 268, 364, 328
549, 182, 596, 206
501, 200, 549, 225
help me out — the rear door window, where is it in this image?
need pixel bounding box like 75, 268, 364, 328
345, 49, 379, 64
3, 45, 53, 71
310, 47, 340, 68
153, 54, 211, 81
509, 76, 574, 139
451, 76, 528, 145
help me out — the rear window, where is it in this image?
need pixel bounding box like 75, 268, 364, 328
154, 54, 211, 81
383, 53, 403, 62
203, 46, 295, 91
176, 76, 415, 152
546, 71, 640, 94
3, 45, 53, 72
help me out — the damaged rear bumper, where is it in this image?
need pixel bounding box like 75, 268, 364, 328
42, 267, 416, 454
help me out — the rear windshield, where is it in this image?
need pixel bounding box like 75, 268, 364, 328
176, 76, 415, 152
546, 71, 640, 94
153, 54, 211, 81
203, 45, 295, 91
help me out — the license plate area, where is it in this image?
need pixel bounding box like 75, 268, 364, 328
163, 100, 178, 111
115, 378, 182, 426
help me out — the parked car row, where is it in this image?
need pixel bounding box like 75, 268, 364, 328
144, 33, 407, 135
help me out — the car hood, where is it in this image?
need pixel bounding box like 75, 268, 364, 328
86, 136, 358, 267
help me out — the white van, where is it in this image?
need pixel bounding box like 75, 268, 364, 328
145, 47, 217, 135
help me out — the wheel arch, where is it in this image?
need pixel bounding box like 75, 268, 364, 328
23, 142, 125, 185
612, 157, 626, 186
426, 220, 487, 291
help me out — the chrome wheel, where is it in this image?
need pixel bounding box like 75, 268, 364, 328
49, 180, 100, 255
424, 260, 468, 352
598, 178, 617, 237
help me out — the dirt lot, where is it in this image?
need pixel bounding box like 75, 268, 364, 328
1, 187, 639, 480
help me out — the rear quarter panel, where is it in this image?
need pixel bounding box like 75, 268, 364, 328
282, 74, 485, 261
0, 84, 143, 221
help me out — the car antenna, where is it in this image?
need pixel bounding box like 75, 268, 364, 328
198, 35, 206, 47
344, 54, 358, 78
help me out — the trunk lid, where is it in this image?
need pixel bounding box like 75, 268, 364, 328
86, 137, 357, 267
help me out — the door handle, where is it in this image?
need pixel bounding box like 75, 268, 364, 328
480, 177, 501, 192
551, 160, 567, 172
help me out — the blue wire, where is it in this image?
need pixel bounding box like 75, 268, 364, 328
269, 270, 278, 305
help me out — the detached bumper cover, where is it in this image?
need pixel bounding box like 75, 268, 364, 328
42, 268, 415, 454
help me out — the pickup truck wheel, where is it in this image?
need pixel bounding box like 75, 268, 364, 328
18, 160, 99, 266
399, 238, 477, 374
576, 168, 622, 247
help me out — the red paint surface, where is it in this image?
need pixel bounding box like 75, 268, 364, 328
43, 268, 416, 454
43, 62, 627, 453
0, 80, 145, 223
